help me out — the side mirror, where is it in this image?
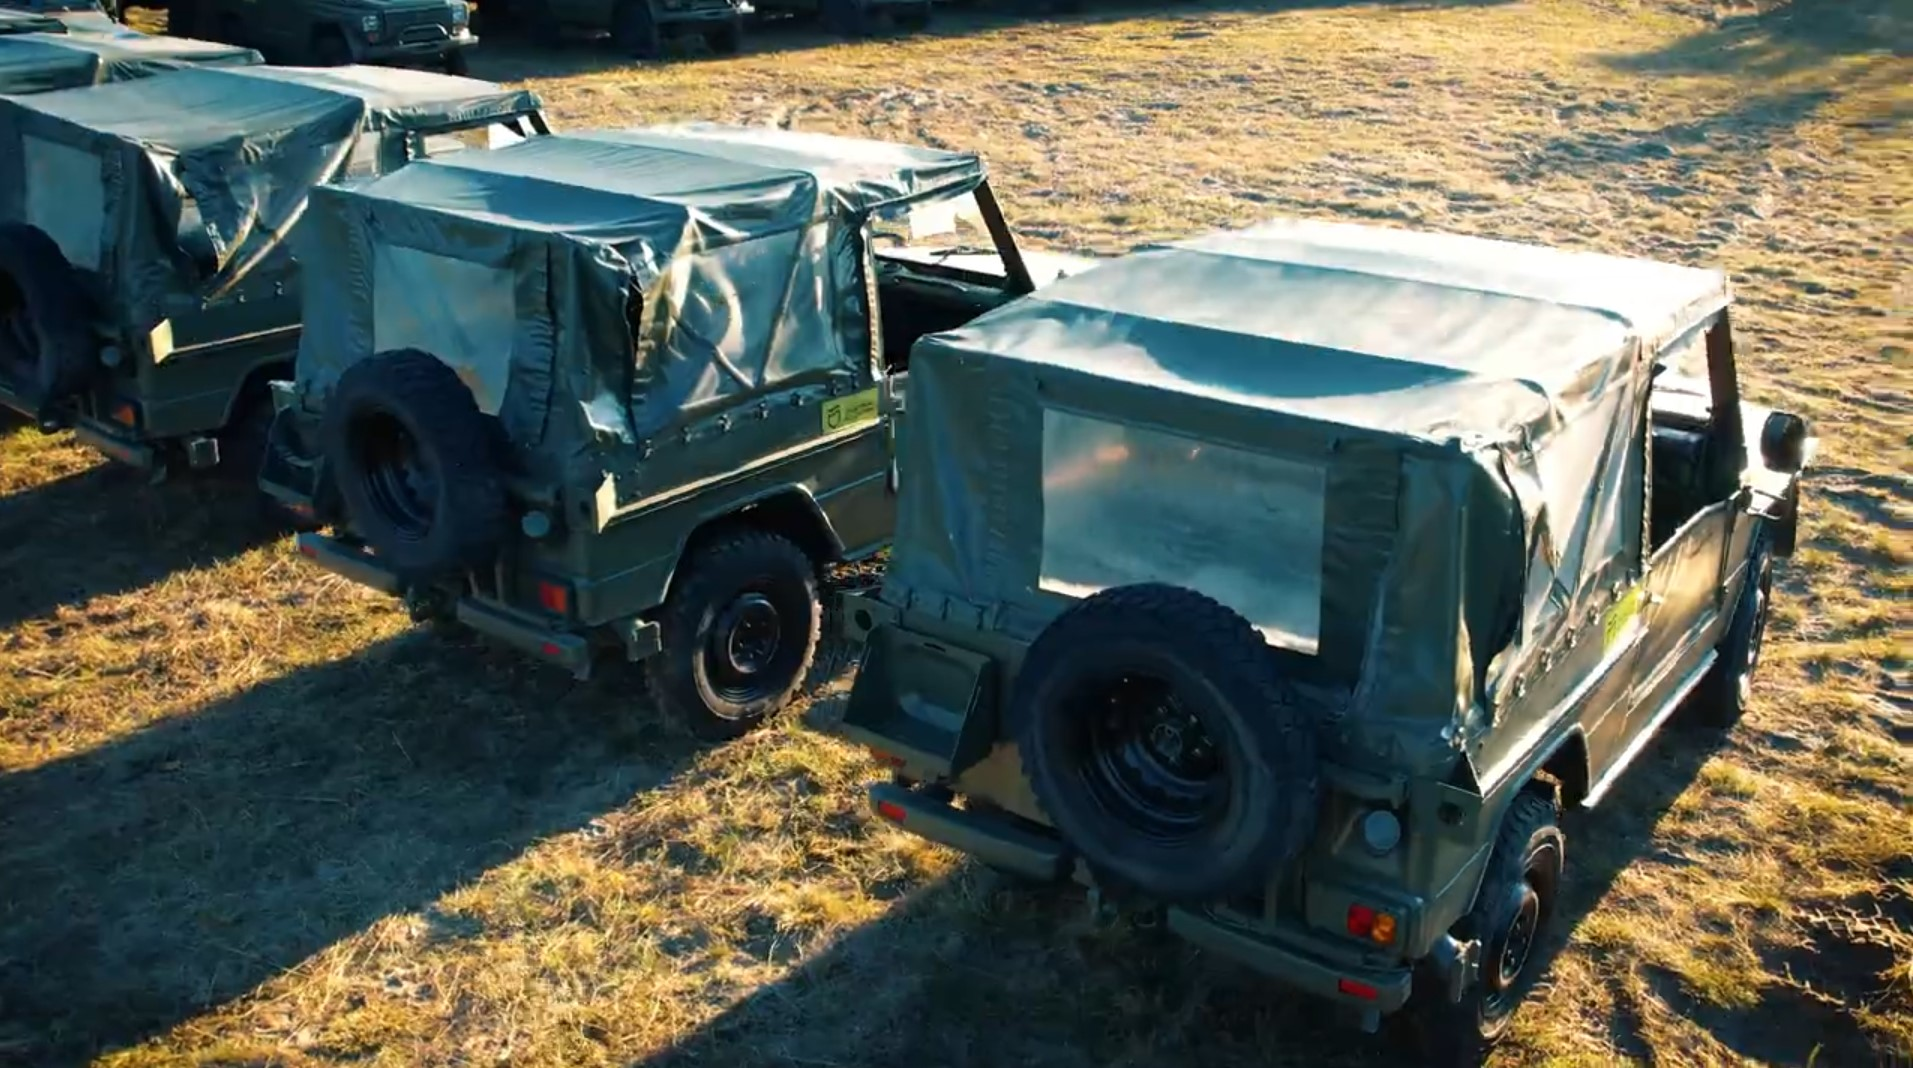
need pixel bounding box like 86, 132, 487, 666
1759, 410, 1808, 474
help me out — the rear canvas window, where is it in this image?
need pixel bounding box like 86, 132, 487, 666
372, 244, 516, 416
23, 135, 103, 271
1038, 410, 1326, 654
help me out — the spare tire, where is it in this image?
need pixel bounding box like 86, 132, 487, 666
321, 348, 507, 578
1010, 583, 1319, 902
0, 223, 97, 407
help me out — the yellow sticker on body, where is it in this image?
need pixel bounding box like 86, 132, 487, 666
822, 388, 880, 434
1603, 586, 1645, 649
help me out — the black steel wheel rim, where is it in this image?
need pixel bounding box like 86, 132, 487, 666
1488, 882, 1541, 1004
355, 410, 438, 540
1075, 673, 1226, 844
704, 590, 788, 705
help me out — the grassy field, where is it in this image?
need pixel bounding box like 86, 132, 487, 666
3, 0, 1909, 1065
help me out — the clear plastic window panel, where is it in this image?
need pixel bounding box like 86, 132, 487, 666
372, 244, 516, 416
1038, 410, 1326, 654
23, 136, 103, 271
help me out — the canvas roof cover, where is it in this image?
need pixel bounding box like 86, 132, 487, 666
0, 27, 258, 93
897, 218, 1728, 752
922, 217, 1727, 447
0, 63, 542, 322
0, 10, 64, 34
296, 124, 985, 478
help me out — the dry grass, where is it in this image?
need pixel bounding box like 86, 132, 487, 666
5, 1, 1910, 1065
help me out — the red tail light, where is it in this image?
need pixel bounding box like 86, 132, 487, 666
876, 800, 907, 824
537, 581, 570, 616
1337, 978, 1378, 1001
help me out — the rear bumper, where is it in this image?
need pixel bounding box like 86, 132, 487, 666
0, 381, 158, 469
292, 532, 597, 677
868, 781, 1420, 1016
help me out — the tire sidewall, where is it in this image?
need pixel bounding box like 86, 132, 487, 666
613, 0, 661, 56
320, 352, 504, 577
1009, 585, 1318, 903
650, 532, 821, 739
1021, 637, 1284, 899
0, 224, 96, 404
686, 554, 817, 721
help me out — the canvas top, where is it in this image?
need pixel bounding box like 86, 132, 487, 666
916, 216, 1728, 448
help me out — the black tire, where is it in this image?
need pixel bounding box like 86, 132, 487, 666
311, 28, 352, 66
442, 48, 471, 76
1412, 791, 1564, 1066
216, 389, 274, 484
706, 16, 742, 54
894, 1, 931, 30
1688, 536, 1774, 729
820, 0, 870, 36
1009, 583, 1318, 903
320, 348, 507, 578
611, 0, 662, 57
0, 223, 96, 408
645, 529, 821, 740
168, 0, 205, 37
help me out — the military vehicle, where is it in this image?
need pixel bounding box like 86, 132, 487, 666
0, 17, 257, 92
834, 218, 1813, 1063
166, 0, 477, 74
261, 124, 1086, 737
0, 64, 547, 477
0, 7, 73, 33
0, 0, 123, 28
756, 0, 931, 36
478, 0, 749, 59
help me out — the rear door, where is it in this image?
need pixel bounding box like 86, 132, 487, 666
1626, 317, 1735, 733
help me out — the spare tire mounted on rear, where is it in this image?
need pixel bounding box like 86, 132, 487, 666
0, 222, 98, 407
1010, 583, 1320, 902
321, 348, 508, 578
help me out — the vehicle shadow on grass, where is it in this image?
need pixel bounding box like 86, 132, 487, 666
1607, 0, 1911, 83
1544, 707, 1895, 1067
0, 629, 706, 1067
468, 0, 1514, 85
634, 865, 1416, 1068
636, 708, 1809, 1068
0, 460, 281, 634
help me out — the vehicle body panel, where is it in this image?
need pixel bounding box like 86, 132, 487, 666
175, 0, 475, 67
835, 216, 1810, 1018
265, 124, 1046, 671
0, 63, 545, 462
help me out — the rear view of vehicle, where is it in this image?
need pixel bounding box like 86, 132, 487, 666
263, 123, 1046, 737
835, 217, 1811, 1065
0, 64, 545, 479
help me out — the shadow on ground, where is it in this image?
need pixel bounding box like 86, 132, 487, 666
634, 685, 1899, 1068
632, 866, 1415, 1068
1610, 0, 1912, 82
466, 0, 1515, 84
0, 458, 281, 633
0, 630, 704, 1066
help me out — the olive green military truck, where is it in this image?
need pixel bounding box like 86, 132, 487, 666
167, 0, 477, 73
261, 124, 1088, 737
0, 19, 257, 92
0, 64, 548, 475
0, 0, 117, 26
0, 8, 66, 32
756, 0, 931, 36
481, 0, 748, 58
835, 218, 1813, 1064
